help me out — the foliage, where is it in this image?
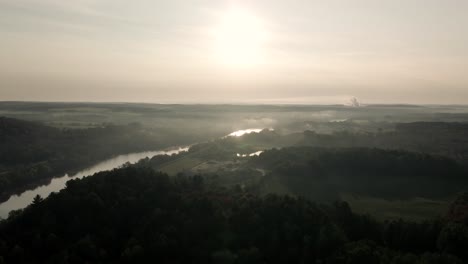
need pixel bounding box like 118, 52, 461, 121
0, 117, 172, 198
251, 147, 468, 200
0, 167, 466, 263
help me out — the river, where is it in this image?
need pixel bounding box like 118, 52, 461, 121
0, 128, 269, 218
0, 147, 188, 218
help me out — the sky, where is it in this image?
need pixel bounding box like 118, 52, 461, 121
1, 0, 468, 104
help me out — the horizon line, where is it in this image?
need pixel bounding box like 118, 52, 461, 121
1, 100, 468, 107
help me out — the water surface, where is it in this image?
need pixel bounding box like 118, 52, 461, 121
227, 128, 273, 137
0, 147, 188, 218
0, 128, 274, 218
236, 151, 264, 157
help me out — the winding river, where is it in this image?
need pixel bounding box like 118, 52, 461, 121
0, 128, 269, 218
0, 147, 188, 218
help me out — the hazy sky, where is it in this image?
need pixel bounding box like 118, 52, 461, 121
1, 0, 468, 104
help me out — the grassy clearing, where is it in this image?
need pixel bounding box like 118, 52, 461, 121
158, 157, 204, 175
341, 193, 451, 221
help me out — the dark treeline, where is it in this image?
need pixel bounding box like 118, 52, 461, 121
250, 147, 468, 200
299, 122, 468, 162
0, 117, 179, 199
0, 167, 467, 263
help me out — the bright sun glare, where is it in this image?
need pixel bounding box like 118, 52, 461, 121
213, 9, 268, 68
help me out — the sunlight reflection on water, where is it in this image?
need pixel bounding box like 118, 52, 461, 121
227, 128, 273, 137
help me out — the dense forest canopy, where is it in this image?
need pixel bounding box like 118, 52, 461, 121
0, 167, 467, 263
250, 147, 468, 200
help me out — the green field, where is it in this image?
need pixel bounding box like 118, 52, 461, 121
341, 193, 451, 221
158, 157, 204, 175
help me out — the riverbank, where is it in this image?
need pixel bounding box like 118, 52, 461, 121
0, 147, 188, 218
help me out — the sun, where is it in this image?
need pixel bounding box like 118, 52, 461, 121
213, 9, 268, 68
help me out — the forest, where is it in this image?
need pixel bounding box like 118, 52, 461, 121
1, 103, 468, 263
0, 117, 188, 201
0, 167, 467, 263
250, 147, 468, 199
